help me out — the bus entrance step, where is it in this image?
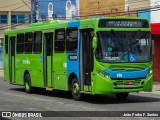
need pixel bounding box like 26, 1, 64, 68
80, 91, 92, 94
10, 82, 17, 85
46, 87, 53, 91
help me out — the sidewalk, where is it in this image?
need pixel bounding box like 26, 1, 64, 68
0, 69, 3, 78
153, 81, 160, 92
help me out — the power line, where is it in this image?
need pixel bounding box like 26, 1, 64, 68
33, 0, 153, 19
1, 0, 160, 30
0, 7, 159, 31
21, 0, 31, 9
0, 1, 28, 9
0, 0, 156, 14
11, 1, 31, 11
2, 0, 148, 20
0, 1, 31, 31
77, 1, 158, 19
77, 0, 159, 16
0, 17, 32, 31
75, 0, 148, 13
77, 5, 160, 18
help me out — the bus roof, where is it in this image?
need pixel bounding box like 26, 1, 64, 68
4, 16, 149, 34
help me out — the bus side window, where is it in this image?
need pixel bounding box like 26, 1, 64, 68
17, 33, 24, 54
33, 31, 42, 53
5, 35, 8, 54
54, 29, 65, 52
66, 28, 78, 52
25, 32, 33, 53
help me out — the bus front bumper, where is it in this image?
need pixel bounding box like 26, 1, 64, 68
91, 74, 153, 95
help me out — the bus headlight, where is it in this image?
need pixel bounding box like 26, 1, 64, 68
104, 73, 110, 79
97, 70, 103, 76
147, 70, 152, 77
97, 70, 110, 79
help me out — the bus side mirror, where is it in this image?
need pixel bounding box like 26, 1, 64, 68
92, 37, 98, 49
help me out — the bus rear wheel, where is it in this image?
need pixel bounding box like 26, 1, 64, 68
115, 92, 129, 100
71, 78, 82, 101
24, 74, 32, 93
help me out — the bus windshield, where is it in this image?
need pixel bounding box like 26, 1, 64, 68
96, 31, 152, 63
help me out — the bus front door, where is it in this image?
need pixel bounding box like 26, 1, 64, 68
43, 32, 53, 88
80, 29, 93, 91
9, 36, 15, 83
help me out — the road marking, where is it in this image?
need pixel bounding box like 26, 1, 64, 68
0, 90, 96, 111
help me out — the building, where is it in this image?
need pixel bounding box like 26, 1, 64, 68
79, 0, 125, 18
126, 0, 150, 18
150, 0, 160, 81
0, 0, 31, 68
31, 0, 78, 21
126, 0, 150, 21
126, 0, 150, 11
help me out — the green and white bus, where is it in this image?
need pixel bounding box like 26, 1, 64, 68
3, 17, 153, 100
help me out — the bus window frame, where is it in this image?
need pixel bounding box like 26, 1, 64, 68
16, 33, 24, 54
66, 27, 78, 53
33, 31, 42, 54
24, 32, 34, 54
5, 35, 8, 54
54, 28, 66, 53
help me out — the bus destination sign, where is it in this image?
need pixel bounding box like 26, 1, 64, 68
99, 19, 149, 28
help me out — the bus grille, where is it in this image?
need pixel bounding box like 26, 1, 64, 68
114, 79, 142, 85
109, 64, 147, 71
114, 87, 143, 90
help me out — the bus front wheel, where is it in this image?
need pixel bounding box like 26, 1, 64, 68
115, 92, 129, 100
24, 74, 32, 93
71, 78, 82, 101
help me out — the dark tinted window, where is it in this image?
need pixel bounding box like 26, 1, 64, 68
17, 33, 24, 53
10, 37, 15, 56
25, 32, 33, 53
0, 15, 8, 24
44, 33, 53, 56
66, 28, 78, 52
11, 14, 25, 24
54, 29, 65, 52
96, 31, 151, 62
5, 35, 8, 54
34, 31, 42, 53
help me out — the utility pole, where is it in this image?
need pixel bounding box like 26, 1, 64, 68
127, 6, 130, 16
33, 0, 38, 22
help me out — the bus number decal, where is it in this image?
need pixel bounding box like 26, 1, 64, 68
69, 55, 77, 60
117, 73, 122, 78
22, 58, 30, 64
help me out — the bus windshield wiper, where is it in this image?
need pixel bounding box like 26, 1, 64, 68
129, 30, 141, 46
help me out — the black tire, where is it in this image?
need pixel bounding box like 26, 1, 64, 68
115, 92, 129, 100
24, 73, 32, 93
71, 78, 82, 101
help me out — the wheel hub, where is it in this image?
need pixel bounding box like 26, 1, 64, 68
25, 81, 29, 90
73, 83, 79, 95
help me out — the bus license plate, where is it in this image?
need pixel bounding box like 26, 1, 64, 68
124, 81, 134, 85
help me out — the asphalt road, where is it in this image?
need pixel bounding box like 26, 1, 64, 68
0, 77, 160, 120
